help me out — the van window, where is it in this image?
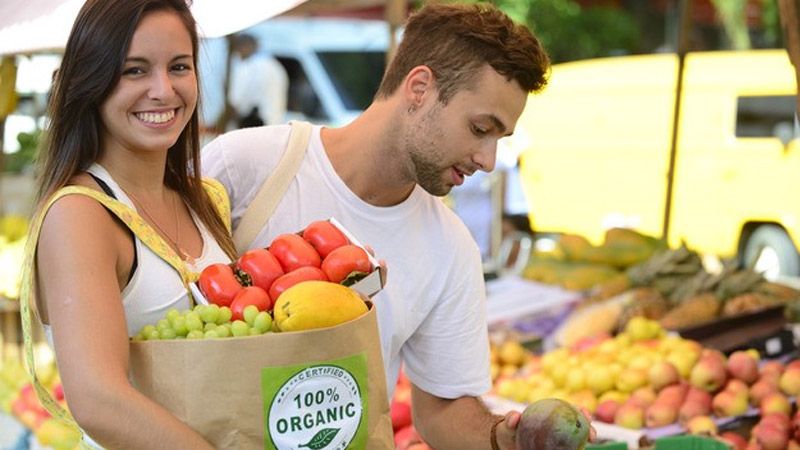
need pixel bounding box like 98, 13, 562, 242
276, 56, 327, 121
735, 95, 796, 143
317, 51, 385, 111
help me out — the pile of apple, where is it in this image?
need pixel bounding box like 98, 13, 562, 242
197, 220, 373, 321
494, 316, 800, 448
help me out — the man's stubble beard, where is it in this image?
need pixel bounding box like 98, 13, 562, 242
405, 104, 451, 197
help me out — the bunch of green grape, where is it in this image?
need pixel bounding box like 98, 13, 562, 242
132, 304, 273, 341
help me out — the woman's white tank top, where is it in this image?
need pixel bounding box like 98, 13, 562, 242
42, 164, 232, 337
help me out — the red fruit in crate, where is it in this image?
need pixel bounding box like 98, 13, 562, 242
269, 233, 322, 273
750, 377, 779, 407
758, 412, 791, 435
760, 392, 792, 416
718, 431, 747, 450
230, 286, 272, 320
407, 444, 433, 450
198, 263, 243, 307
751, 422, 789, 450
394, 385, 412, 405
792, 410, 800, 441
302, 220, 349, 259
394, 425, 421, 450
268, 267, 328, 303
236, 248, 284, 291
761, 361, 785, 379
594, 400, 621, 424
52, 383, 65, 402
321, 245, 372, 284
727, 351, 759, 384
391, 399, 412, 431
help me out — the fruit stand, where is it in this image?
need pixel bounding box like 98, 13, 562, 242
386, 225, 800, 450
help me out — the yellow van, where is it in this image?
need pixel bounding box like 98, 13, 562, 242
517, 50, 799, 279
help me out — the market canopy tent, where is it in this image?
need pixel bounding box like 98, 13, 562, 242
0, 0, 310, 56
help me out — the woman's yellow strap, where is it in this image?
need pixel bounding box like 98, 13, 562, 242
202, 177, 231, 233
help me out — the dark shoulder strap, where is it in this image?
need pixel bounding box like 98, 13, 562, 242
88, 173, 116, 198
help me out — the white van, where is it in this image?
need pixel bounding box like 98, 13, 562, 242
199, 17, 390, 127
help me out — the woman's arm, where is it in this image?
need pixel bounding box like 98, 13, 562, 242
37, 194, 215, 450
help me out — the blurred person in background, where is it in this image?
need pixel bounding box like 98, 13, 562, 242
228, 33, 288, 128
203, 3, 565, 448
23, 0, 236, 448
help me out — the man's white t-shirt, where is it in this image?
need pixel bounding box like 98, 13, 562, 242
202, 124, 491, 399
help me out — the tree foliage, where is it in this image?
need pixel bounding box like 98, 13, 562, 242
456, 0, 641, 62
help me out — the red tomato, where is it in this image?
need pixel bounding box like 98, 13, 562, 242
198, 263, 243, 307
236, 248, 284, 291
302, 220, 349, 259
321, 245, 372, 284
269, 233, 321, 272
269, 266, 328, 303
230, 286, 272, 320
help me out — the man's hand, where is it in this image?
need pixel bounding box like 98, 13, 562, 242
496, 408, 597, 449
494, 411, 521, 449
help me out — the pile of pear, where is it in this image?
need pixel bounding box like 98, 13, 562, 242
494, 317, 800, 434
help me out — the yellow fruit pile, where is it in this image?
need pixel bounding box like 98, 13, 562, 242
496, 318, 676, 408
490, 340, 534, 381
495, 316, 800, 437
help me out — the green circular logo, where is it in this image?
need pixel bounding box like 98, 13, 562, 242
268, 365, 363, 450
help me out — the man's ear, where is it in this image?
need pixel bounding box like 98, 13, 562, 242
402, 65, 436, 110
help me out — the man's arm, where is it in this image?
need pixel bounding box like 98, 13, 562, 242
411, 384, 521, 450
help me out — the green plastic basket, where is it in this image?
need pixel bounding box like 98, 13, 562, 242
586, 435, 730, 450
586, 442, 627, 450
653, 436, 729, 450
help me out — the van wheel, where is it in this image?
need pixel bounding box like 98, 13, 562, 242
742, 225, 800, 280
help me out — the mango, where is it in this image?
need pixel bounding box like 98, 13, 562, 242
517, 398, 590, 450
273, 281, 368, 331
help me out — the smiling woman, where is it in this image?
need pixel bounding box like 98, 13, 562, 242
19, 0, 236, 449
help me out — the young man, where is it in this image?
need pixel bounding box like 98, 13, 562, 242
202, 4, 549, 448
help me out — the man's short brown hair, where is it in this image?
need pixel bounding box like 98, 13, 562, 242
375, 3, 550, 103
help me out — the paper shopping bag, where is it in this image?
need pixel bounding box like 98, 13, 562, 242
129, 303, 393, 450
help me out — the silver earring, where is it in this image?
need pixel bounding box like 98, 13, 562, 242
408, 105, 416, 114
